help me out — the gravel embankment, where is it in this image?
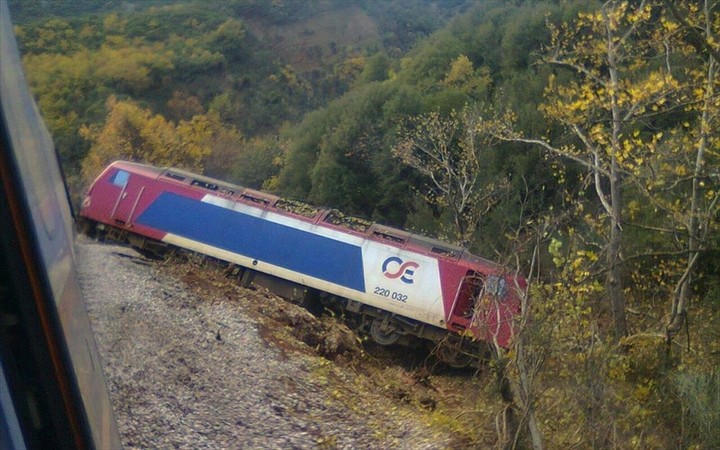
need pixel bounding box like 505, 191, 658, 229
75, 237, 468, 449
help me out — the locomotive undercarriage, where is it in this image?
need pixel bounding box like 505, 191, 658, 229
80, 219, 487, 368
320, 294, 489, 368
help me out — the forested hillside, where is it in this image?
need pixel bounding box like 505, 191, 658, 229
12, 0, 719, 448
11, 0, 465, 195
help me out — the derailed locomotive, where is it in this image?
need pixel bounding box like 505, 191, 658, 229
79, 161, 524, 365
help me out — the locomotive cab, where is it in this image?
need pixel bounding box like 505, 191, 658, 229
448, 268, 521, 346
81, 162, 161, 230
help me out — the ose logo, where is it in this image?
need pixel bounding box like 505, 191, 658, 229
382, 257, 419, 284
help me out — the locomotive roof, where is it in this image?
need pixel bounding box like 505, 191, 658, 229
111, 160, 165, 177
160, 165, 247, 193
110, 160, 505, 270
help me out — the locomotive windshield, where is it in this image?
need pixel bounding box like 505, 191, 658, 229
111, 169, 130, 187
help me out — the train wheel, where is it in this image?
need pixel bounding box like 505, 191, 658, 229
436, 342, 474, 368
370, 317, 401, 346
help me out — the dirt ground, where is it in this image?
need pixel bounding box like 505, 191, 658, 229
76, 237, 505, 449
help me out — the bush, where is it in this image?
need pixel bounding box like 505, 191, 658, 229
674, 367, 720, 449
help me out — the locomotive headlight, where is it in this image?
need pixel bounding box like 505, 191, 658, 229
486, 275, 507, 299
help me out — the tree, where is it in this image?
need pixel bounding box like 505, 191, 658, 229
355, 52, 390, 86
486, 0, 683, 341
80, 96, 211, 184
199, 112, 246, 181
166, 90, 205, 121
207, 18, 247, 61
94, 42, 174, 94
393, 107, 507, 245
666, 0, 720, 339
441, 54, 491, 99
230, 136, 286, 189
640, 0, 720, 340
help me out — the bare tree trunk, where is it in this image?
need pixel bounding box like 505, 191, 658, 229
604, 5, 628, 340
500, 246, 544, 450
608, 164, 627, 340
515, 340, 544, 450
668, 40, 716, 336
495, 361, 544, 450
453, 206, 467, 245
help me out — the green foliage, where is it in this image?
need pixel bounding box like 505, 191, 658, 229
392, 107, 510, 244
354, 52, 391, 87
206, 18, 247, 59
227, 0, 325, 26
275, 0, 568, 245
358, 0, 467, 53
15, 1, 720, 445
279, 83, 383, 209
15, 1, 320, 187
7, 0, 177, 24
21, 49, 107, 165
396, 29, 465, 88
230, 137, 284, 189
80, 96, 212, 184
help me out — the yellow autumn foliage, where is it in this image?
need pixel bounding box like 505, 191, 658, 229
80, 96, 211, 186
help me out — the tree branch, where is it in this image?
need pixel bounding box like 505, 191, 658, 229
493, 134, 612, 177
662, 0, 720, 62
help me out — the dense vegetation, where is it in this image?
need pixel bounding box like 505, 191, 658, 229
11, 0, 719, 448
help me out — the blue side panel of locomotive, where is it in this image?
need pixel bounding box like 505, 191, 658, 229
136, 192, 366, 292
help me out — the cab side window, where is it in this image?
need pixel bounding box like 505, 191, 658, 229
111, 169, 130, 187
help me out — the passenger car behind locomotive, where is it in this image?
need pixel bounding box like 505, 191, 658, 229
80, 161, 524, 363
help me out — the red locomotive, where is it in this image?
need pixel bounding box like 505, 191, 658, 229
80, 161, 524, 365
